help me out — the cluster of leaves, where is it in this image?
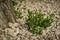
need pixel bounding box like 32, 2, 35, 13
26, 10, 55, 35
12, 0, 23, 19
14, 10, 23, 19
12, 0, 55, 35
12, 0, 17, 6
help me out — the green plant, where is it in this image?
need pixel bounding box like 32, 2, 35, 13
15, 10, 23, 19
12, 0, 23, 19
26, 10, 54, 35
12, 0, 17, 6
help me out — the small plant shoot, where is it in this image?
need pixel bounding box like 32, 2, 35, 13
26, 10, 55, 35
12, 0, 23, 19
15, 10, 23, 19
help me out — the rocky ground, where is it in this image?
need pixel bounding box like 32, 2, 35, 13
0, 0, 60, 40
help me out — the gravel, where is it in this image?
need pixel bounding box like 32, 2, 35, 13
0, 0, 60, 40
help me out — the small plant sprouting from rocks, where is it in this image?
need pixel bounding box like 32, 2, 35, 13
12, 0, 23, 19
26, 10, 55, 35
15, 10, 23, 19
12, 0, 17, 6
